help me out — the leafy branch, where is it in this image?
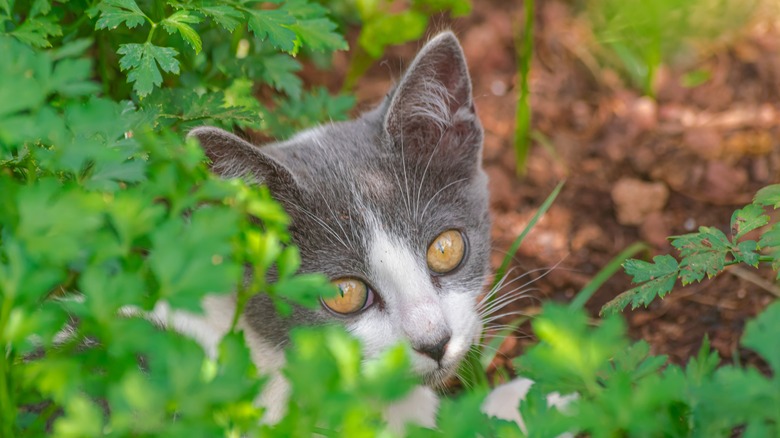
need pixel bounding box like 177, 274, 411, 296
603, 184, 780, 315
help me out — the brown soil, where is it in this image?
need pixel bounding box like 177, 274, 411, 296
308, 0, 780, 371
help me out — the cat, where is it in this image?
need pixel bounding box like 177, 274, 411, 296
156, 31, 532, 431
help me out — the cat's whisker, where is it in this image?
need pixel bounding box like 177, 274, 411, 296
476, 267, 521, 308
420, 177, 469, 221
399, 135, 415, 221
477, 265, 554, 309
293, 205, 351, 251
481, 310, 532, 325
477, 260, 563, 316
390, 169, 413, 221
479, 284, 535, 310
413, 133, 444, 223
477, 288, 538, 318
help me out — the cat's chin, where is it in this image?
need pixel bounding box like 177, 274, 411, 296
421, 363, 460, 389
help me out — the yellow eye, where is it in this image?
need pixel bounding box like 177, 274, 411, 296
322, 278, 369, 315
427, 229, 466, 274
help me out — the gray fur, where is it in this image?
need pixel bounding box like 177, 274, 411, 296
190, 32, 490, 382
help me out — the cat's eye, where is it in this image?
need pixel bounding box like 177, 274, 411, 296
427, 229, 466, 274
322, 278, 371, 315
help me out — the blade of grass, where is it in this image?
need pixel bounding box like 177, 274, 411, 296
492, 180, 565, 291
457, 348, 490, 390
514, 0, 534, 175
461, 181, 563, 389
569, 241, 649, 310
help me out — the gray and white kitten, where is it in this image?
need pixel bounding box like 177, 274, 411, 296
154, 32, 529, 430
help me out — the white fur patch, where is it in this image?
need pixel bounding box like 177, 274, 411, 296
482, 377, 577, 437
385, 385, 439, 433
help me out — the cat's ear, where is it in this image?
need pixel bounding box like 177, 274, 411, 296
188, 126, 299, 195
383, 32, 482, 160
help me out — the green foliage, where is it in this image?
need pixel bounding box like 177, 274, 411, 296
0, 0, 419, 435
1, 0, 354, 138
329, 0, 472, 89
604, 184, 780, 314
584, 0, 761, 95
514, 302, 780, 437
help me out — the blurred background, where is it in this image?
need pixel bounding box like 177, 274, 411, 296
292, 0, 780, 370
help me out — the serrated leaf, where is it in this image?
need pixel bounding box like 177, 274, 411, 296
50, 38, 94, 60
94, 0, 147, 30
753, 184, 780, 208
117, 43, 180, 97
51, 58, 100, 97
671, 227, 731, 285
672, 226, 732, 256
741, 301, 780, 373
11, 16, 62, 48
140, 88, 258, 128
734, 240, 760, 267
758, 223, 780, 277
601, 273, 677, 315
731, 203, 769, 240
199, 5, 244, 32
624, 254, 679, 283
161, 10, 202, 54
288, 18, 347, 52
602, 255, 679, 314
678, 250, 726, 285
260, 54, 302, 98
247, 9, 296, 53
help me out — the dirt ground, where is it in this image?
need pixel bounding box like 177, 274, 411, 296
307, 0, 780, 371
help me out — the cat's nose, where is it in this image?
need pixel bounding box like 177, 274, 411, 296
414, 335, 451, 363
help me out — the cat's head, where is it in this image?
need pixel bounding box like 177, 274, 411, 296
191, 32, 490, 386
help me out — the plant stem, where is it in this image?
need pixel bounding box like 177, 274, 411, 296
0, 295, 15, 438
513, 0, 534, 176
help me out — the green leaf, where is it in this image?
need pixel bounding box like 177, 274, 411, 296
758, 223, 780, 276
52, 395, 105, 437
94, 0, 147, 30
754, 184, 780, 208
517, 303, 628, 394
741, 301, 780, 373
11, 16, 62, 48
684, 336, 720, 384
734, 240, 760, 267
199, 5, 244, 32
601, 255, 678, 314
271, 273, 332, 309
358, 11, 428, 58
287, 18, 347, 52
247, 9, 297, 53
672, 227, 731, 285
161, 10, 203, 54
624, 254, 679, 283
731, 203, 769, 240
260, 54, 302, 98
117, 43, 180, 97
148, 208, 242, 311
141, 88, 258, 128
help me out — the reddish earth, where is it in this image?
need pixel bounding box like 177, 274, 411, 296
309, 0, 780, 371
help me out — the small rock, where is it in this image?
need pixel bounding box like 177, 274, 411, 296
611, 178, 670, 226
683, 127, 722, 159
704, 161, 748, 197
640, 212, 671, 248
630, 96, 658, 131
571, 223, 608, 252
